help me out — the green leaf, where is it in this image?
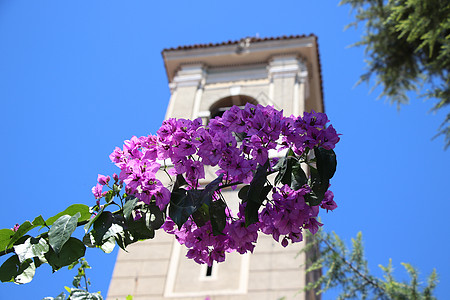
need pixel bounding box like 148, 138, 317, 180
209, 200, 227, 236
91, 212, 128, 251
123, 196, 139, 221
84, 205, 108, 233
169, 188, 200, 228
46, 204, 91, 226
82, 232, 96, 248
126, 295, 133, 300
169, 174, 223, 228
245, 201, 260, 227
245, 160, 269, 226
202, 174, 224, 205
70, 290, 103, 300
57, 292, 67, 300
67, 261, 79, 271
14, 258, 36, 284
0, 228, 15, 251
42, 292, 67, 300
237, 185, 250, 201
141, 203, 165, 230
0, 255, 37, 284
274, 149, 307, 191
102, 222, 126, 243
245, 184, 272, 228
247, 160, 269, 205
33, 252, 46, 268
113, 230, 130, 251
304, 192, 322, 207
274, 149, 295, 186
0, 255, 20, 282
13, 237, 49, 263
314, 147, 337, 180
126, 217, 155, 242
14, 235, 32, 247
172, 173, 188, 191
104, 190, 114, 204
260, 185, 272, 200
99, 236, 116, 254
272, 156, 285, 172
5, 216, 48, 250
305, 167, 329, 206
32, 215, 46, 227
49, 213, 80, 254
291, 162, 308, 190
91, 212, 115, 244
192, 203, 210, 227
45, 238, 86, 271
7, 221, 33, 248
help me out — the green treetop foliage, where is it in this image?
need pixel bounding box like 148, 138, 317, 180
302, 230, 438, 299
340, 0, 450, 148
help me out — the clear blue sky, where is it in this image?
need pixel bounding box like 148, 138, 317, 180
0, 1, 448, 299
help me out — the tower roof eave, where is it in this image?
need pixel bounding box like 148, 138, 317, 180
161, 34, 324, 111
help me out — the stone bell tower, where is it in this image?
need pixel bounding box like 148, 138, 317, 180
107, 35, 324, 300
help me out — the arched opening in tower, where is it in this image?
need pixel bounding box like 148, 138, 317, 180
209, 94, 258, 119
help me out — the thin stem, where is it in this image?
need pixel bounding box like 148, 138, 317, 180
105, 200, 120, 209
83, 271, 89, 292
219, 181, 243, 189
163, 160, 174, 182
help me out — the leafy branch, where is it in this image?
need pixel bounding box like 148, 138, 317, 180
301, 230, 438, 299
340, 0, 450, 148
42, 258, 104, 300
0, 144, 337, 285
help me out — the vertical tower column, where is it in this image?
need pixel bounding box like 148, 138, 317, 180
268, 56, 308, 116
165, 64, 206, 119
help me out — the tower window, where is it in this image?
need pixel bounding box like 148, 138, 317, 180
200, 261, 218, 281
206, 265, 213, 277
209, 95, 258, 119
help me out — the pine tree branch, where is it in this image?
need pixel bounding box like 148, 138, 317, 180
319, 235, 386, 294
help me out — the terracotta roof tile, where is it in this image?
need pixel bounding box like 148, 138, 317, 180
162, 34, 315, 52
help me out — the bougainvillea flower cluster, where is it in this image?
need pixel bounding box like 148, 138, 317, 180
94, 103, 340, 265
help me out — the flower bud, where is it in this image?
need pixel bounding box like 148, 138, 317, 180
97, 174, 110, 185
